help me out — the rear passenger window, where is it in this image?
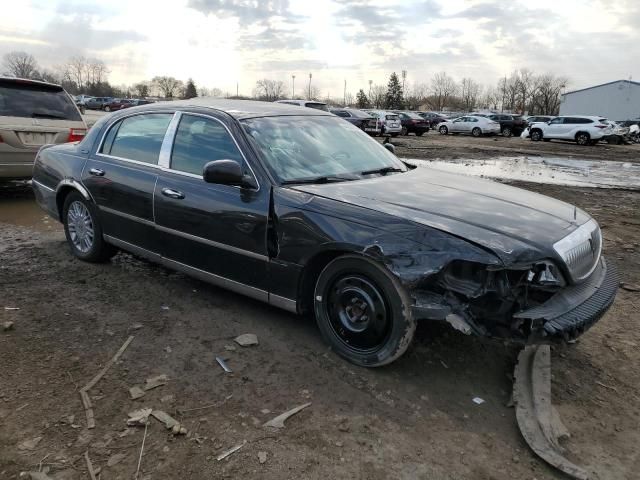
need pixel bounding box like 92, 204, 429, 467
101, 113, 172, 165
170, 115, 244, 176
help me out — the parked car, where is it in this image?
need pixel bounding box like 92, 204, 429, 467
330, 108, 381, 135
415, 111, 446, 128
603, 121, 630, 144
102, 98, 130, 112
275, 99, 329, 111
122, 99, 153, 107
32, 99, 616, 367
84, 97, 113, 110
0, 77, 87, 180
75, 94, 94, 105
72, 95, 86, 114
526, 115, 554, 124
363, 110, 402, 136
485, 114, 528, 137
528, 116, 613, 145
393, 111, 430, 136
437, 115, 501, 137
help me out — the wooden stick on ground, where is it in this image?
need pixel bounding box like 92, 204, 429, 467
135, 422, 149, 479
84, 451, 98, 480
80, 336, 134, 429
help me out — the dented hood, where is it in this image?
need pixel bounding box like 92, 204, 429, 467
290, 167, 590, 261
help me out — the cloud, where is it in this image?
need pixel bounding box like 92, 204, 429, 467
187, 0, 305, 24
239, 25, 311, 51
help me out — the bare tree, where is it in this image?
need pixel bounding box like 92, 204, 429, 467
430, 72, 458, 111
460, 78, 482, 112
369, 84, 386, 109
2, 51, 39, 79
405, 82, 428, 110
530, 74, 568, 115
152, 76, 183, 98
199, 87, 223, 97
306, 85, 320, 101
481, 87, 501, 110
253, 79, 285, 101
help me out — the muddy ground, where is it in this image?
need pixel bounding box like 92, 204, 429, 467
1, 135, 639, 480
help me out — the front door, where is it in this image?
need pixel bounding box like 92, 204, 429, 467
83, 112, 173, 252
153, 112, 270, 293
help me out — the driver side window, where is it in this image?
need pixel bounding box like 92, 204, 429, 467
549, 117, 564, 125
170, 115, 244, 176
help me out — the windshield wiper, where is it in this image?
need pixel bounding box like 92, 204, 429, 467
280, 175, 356, 185
360, 166, 404, 176
32, 112, 67, 119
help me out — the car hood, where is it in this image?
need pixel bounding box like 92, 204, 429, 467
290, 167, 590, 263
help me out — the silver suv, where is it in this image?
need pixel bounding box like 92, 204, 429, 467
0, 77, 87, 180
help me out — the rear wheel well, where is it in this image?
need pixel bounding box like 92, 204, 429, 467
298, 250, 349, 315
56, 186, 76, 221
575, 131, 590, 139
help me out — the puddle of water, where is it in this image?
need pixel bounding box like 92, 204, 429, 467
407, 156, 640, 189
0, 182, 59, 231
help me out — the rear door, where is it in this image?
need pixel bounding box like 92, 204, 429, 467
83, 111, 174, 252
153, 111, 270, 291
0, 79, 86, 178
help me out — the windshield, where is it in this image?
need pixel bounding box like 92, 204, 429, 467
0, 82, 82, 121
241, 115, 406, 183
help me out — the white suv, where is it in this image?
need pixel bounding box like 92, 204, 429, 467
363, 110, 402, 136
529, 116, 612, 145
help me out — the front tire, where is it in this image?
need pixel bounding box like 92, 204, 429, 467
401, 126, 408, 136
472, 127, 482, 137
314, 255, 416, 367
104, 105, 111, 112
576, 132, 590, 145
63, 192, 116, 263
501, 126, 512, 137
439, 125, 448, 135
530, 130, 543, 141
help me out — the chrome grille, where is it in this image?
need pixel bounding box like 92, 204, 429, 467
553, 219, 602, 283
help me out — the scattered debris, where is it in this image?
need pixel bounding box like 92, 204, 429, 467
131, 323, 144, 330
21, 472, 53, 480
160, 394, 175, 404
595, 381, 619, 393
134, 423, 148, 480
151, 410, 180, 429
216, 357, 232, 373
144, 374, 168, 391
440, 360, 449, 369
2, 321, 14, 331
263, 402, 312, 429
514, 345, 589, 480
84, 451, 98, 480
107, 453, 126, 467
80, 336, 135, 429
161, 305, 170, 311
472, 397, 485, 405
4, 306, 20, 310
216, 440, 247, 461
258, 451, 268, 464
17, 436, 42, 451
620, 282, 640, 292
234, 333, 259, 347
224, 345, 237, 351
129, 386, 146, 400
127, 408, 153, 427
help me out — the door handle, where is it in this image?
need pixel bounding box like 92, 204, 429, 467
161, 188, 185, 199
89, 168, 105, 176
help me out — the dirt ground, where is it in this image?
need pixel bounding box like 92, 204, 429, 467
1, 135, 639, 480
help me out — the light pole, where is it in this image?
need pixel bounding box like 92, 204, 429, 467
343, 79, 347, 106
236, 82, 238, 98
401, 70, 407, 94
308, 73, 312, 100
368, 79, 372, 98
292, 75, 295, 98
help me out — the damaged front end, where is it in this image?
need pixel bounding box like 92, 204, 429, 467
405, 220, 618, 343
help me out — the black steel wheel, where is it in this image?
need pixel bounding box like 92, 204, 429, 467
314, 255, 416, 367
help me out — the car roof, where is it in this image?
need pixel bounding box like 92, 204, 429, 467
150, 98, 333, 119
0, 76, 64, 90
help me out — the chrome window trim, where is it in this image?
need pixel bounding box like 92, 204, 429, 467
95, 110, 176, 166
166, 111, 260, 192
158, 111, 182, 168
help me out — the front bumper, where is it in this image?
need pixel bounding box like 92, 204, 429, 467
514, 256, 617, 341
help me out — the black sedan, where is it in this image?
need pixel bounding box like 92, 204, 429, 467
330, 108, 381, 135
393, 111, 430, 136
32, 99, 617, 367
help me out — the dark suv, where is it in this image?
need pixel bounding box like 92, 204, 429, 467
487, 114, 527, 137
416, 111, 446, 128
330, 108, 381, 135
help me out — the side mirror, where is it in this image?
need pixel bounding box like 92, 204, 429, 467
383, 143, 396, 154
203, 160, 256, 188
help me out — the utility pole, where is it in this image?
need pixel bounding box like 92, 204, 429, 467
501, 74, 507, 112
308, 73, 312, 100
236, 82, 238, 98
401, 70, 407, 93
343, 79, 347, 106
368, 79, 372, 98
292, 74, 295, 98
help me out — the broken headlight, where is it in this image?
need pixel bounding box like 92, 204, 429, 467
527, 261, 566, 288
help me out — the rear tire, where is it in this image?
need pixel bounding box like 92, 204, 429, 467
576, 132, 590, 146
501, 126, 512, 137
314, 255, 416, 367
439, 125, 448, 135
416, 131, 424, 137
401, 126, 408, 136
62, 192, 117, 263
104, 105, 111, 112
472, 127, 482, 137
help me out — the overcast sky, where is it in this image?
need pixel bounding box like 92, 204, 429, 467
1, 0, 638, 96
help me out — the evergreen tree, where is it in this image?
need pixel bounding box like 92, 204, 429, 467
385, 72, 404, 109
184, 78, 197, 99
355, 89, 370, 109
